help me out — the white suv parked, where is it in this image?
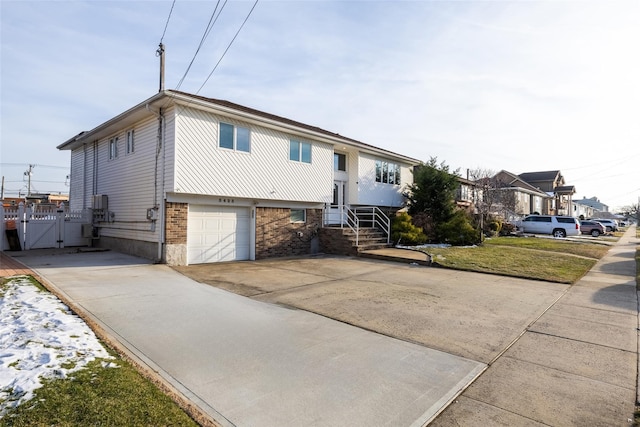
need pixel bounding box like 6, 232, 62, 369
516, 215, 581, 238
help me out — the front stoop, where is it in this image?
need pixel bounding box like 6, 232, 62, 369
319, 226, 390, 256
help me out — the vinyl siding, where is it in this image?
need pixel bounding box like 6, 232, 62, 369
69, 147, 88, 211
174, 107, 332, 203
76, 112, 173, 243
355, 152, 409, 207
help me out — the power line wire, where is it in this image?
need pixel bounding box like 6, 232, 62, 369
196, 0, 259, 94
160, 0, 176, 43
0, 163, 68, 169
175, 0, 227, 91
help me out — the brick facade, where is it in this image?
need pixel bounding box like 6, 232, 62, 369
255, 207, 322, 259
318, 227, 359, 256
165, 202, 188, 244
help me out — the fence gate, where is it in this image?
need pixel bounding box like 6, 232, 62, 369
1, 203, 91, 251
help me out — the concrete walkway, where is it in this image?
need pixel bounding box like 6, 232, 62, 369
431, 226, 639, 426
3, 250, 485, 427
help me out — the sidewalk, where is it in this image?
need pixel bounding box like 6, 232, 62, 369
432, 226, 639, 426
0, 251, 37, 278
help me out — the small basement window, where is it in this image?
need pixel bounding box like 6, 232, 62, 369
290, 209, 306, 223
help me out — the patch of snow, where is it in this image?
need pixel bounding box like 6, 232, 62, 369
396, 244, 479, 249
0, 275, 114, 416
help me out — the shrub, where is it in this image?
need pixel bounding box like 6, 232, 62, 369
392, 212, 428, 245
436, 210, 480, 246
488, 220, 502, 236
500, 222, 516, 236
411, 212, 436, 242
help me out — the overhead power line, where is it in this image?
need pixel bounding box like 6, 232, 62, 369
0, 163, 68, 170
160, 0, 176, 43
175, 0, 227, 91
196, 0, 260, 94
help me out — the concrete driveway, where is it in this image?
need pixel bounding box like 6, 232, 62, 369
15, 236, 636, 426
174, 256, 568, 365
13, 251, 488, 427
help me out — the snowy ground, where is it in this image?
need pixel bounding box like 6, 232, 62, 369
0, 275, 114, 416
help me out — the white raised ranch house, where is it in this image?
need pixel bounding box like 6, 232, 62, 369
58, 90, 421, 265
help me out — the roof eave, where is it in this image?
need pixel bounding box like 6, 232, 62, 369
57, 91, 168, 151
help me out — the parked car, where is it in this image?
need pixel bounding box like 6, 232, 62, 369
589, 218, 617, 232
516, 215, 581, 238
579, 220, 606, 237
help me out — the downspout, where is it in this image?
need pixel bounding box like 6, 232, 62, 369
83, 143, 87, 209
93, 140, 98, 197
147, 103, 165, 263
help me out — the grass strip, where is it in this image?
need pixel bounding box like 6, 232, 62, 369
421, 237, 607, 283
0, 355, 198, 427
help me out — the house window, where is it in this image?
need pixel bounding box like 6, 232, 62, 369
219, 122, 250, 152
109, 137, 118, 160
334, 153, 346, 171
126, 129, 134, 154
290, 209, 306, 223
290, 140, 311, 163
375, 160, 400, 185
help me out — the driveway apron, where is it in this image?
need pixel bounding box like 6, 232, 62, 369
16, 251, 485, 427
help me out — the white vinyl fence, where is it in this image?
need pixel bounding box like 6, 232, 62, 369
1, 203, 91, 251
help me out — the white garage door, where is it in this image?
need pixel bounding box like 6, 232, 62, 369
187, 205, 251, 264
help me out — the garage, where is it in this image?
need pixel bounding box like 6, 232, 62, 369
187, 205, 251, 264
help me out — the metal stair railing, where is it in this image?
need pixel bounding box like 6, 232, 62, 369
323, 205, 390, 246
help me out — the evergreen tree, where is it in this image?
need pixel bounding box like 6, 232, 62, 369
406, 157, 460, 224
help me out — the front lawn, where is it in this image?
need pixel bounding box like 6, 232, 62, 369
420, 236, 610, 283
1, 357, 199, 427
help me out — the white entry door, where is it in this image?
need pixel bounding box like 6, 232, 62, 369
327, 181, 346, 225
187, 205, 250, 264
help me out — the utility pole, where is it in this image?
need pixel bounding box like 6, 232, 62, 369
157, 43, 165, 92
24, 164, 35, 197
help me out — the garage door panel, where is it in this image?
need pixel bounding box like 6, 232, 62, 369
187, 205, 251, 264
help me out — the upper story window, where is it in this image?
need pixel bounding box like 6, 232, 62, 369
375, 160, 400, 185
220, 122, 250, 152
109, 137, 119, 160
290, 140, 311, 163
334, 153, 346, 171
126, 129, 135, 154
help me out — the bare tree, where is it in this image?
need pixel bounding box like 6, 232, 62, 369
618, 202, 640, 222
468, 168, 519, 228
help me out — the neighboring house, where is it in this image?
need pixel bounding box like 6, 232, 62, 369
58, 90, 420, 265
518, 170, 576, 216
455, 176, 477, 210
572, 200, 598, 219
574, 196, 609, 215
482, 170, 550, 218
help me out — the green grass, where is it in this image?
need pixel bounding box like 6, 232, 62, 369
421, 236, 610, 283
0, 355, 198, 427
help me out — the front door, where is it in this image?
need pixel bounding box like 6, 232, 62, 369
328, 180, 346, 225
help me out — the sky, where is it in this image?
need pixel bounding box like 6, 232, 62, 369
1, 0, 639, 212
0, 276, 114, 415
